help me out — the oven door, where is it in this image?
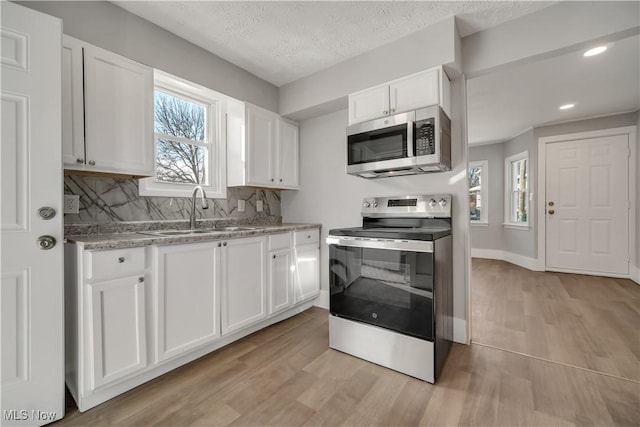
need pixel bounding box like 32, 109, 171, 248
327, 236, 435, 341
346, 111, 415, 175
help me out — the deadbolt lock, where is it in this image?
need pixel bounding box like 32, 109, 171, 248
38, 207, 56, 220
548, 201, 555, 206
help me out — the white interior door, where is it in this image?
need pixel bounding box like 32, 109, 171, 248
1, 3, 64, 425
545, 135, 630, 275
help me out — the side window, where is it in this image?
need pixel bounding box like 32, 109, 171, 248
468, 161, 488, 224
504, 151, 529, 226
139, 70, 226, 198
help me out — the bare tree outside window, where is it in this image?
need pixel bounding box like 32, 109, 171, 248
154, 91, 208, 184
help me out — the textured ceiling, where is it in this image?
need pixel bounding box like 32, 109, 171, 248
467, 34, 640, 145
112, 1, 554, 86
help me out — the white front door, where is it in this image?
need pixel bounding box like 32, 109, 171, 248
1, 3, 64, 426
545, 134, 630, 275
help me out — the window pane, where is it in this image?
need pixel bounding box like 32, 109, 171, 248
154, 91, 205, 141
156, 139, 207, 184
468, 166, 482, 221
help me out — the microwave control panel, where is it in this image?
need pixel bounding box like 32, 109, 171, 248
414, 118, 435, 156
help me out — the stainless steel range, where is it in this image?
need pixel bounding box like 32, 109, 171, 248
326, 194, 453, 382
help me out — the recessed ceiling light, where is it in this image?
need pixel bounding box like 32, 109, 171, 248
584, 46, 607, 57
559, 103, 575, 110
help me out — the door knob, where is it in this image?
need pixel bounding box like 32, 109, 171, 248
37, 235, 56, 250
548, 210, 555, 215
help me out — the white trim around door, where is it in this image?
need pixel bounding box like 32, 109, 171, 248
537, 126, 637, 279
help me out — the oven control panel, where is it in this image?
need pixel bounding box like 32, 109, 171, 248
361, 194, 451, 218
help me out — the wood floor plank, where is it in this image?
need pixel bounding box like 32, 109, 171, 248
53, 265, 640, 427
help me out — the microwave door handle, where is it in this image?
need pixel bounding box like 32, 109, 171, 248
407, 120, 414, 158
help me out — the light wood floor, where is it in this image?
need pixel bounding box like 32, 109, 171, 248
472, 258, 640, 382
54, 262, 640, 426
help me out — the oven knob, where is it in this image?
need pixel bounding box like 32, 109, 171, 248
372, 202, 378, 208
429, 199, 437, 207
439, 198, 448, 207
363, 201, 371, 208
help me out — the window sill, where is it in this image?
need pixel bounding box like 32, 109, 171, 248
470, 222, 489, 227
503, 223, 530, 230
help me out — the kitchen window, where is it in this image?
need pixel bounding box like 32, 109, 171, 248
468, 160, 488, 224
504, 151, 529, 227
139, 70, 226, 198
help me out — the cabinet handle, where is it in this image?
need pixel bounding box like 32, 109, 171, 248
272, 254, 276, 259
383, 110, 388, 115
118, 257, 125, 263
218, 242, 222, 247
307, 235, 311, 239
138, 277, 144, 283
76, 157, 84, 164
88, 160, 96, 166
223, 242, 227, 246
271, 178, 274, 182
279, 178, 283, 182
390, 108, 396, 113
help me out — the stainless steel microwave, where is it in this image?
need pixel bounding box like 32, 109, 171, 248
346, 105, 451, 178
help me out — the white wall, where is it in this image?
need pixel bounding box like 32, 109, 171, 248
282, 78, 469, 343
19, 1, 279, 112
469, 142, 504, 251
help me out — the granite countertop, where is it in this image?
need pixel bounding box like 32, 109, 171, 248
65, 219, 322, 250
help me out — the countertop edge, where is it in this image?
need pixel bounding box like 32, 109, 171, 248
66, 223, 323, 250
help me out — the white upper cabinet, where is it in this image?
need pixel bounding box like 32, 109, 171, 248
276, 118, 299, 188
62, 35, 154, 177
246, 104, 276, 187
348, 84, 390, 125
348, 66, 451, 126
227, 101, 299, 190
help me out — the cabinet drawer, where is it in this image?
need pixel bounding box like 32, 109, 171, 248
85, 247, 145, 282
269, 233, 291, 251
294, 229, 319, 246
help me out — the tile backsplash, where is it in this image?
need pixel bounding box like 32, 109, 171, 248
64, 175, 280, 224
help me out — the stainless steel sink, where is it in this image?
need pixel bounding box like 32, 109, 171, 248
214, 226, 257, 231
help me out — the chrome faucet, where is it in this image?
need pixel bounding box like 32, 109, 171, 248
190, 186, 209, 229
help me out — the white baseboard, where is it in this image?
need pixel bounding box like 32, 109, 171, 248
631, 264, 640, 285
313, 289, 329, 309
471, 248, 542, 271
453, 317, 467, 344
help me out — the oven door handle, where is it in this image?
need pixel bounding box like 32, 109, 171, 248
326, 236, 434, 253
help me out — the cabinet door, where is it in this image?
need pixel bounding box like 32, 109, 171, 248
294, 244, 320, 302
222, 237, 267, 335
276, 119, 299, 189
83, 45, 153, 176
62, 36, 86, 168
269, 248, 293, 314
390, 69, 439, 115
246, 104, 276, 186
88, 275, 147, 389
348, 84, 389, 125
153, 242, 219, 363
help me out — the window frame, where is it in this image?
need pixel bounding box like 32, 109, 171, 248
468, 160, 489, 225
139, 70, 227, 199
503, 150, 530, 228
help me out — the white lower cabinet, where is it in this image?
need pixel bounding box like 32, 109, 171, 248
294, 229, 321, 302
65, 228, 320, 412
221, 236, 267, 335
268, 233, 294, 314
88, 275, 147, 389
151, 242, 220, 363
